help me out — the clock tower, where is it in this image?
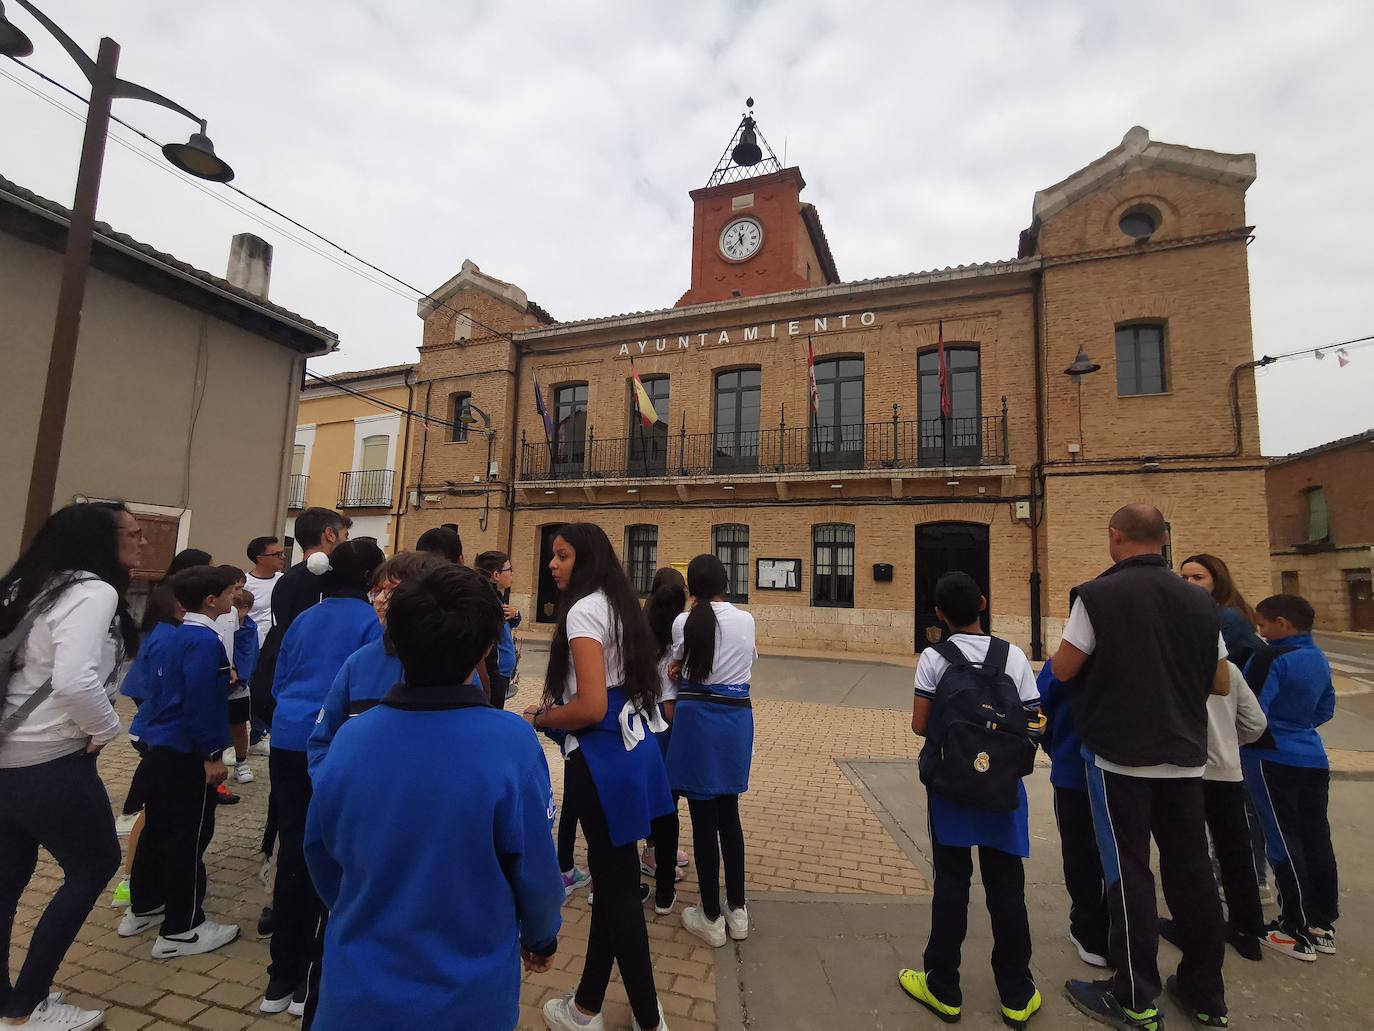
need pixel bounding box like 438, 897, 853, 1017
676, 101, 839, 307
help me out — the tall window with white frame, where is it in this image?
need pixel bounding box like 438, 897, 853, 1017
553, 383, 588, 478
1115, 323, 1167, 396
812, 523, 855, 608
714, 524, 749, 602
625, 525, 658, 596
451, 394, 471, 443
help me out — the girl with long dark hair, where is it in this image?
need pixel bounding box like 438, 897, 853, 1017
1180, 553, 1264, 669
667, 553, 757, 949
0, 501, 145, 1031
642, 567, 688, 912
530, 523, 671, 1031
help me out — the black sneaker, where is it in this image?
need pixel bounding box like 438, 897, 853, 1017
1064, 979, 1162, 1030
1260, 921, 1316, 962
1158, 918, 1182, 949
214, 784, 241, 805
638, 883, 651, 904
256, 905, 275, 940
1165, 974, 1229, 1027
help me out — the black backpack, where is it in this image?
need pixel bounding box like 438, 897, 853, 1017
918, 637, 1039, 812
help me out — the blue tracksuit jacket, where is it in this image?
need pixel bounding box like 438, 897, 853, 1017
304, 682, 563, 1031
1037, 664, 1087, 790
1244, 633, 1335, 769
271, 597, 381, 752
307, 638, 402, 777
121, 621, 177, 705
233, 616, 259, 685
128, 618, 230, 756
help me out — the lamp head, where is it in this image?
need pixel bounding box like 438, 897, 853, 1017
162, 129, 234, 183
1064, 349, 1102, 377
0, 1, 34, 57
460, 402, 493, 429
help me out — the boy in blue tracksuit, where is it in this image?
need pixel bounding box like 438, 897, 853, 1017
1242, 593, 1339, 960
305, 564, 563, 1030
263, 539, 385, 1014
1037, 664, 1111, 969
126, 566, 242, 959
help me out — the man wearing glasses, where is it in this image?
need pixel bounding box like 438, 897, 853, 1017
244, 537, 287, 646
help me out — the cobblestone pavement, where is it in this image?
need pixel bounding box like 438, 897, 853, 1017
16, 644, 1368, 1029
13, 651, 930, 1031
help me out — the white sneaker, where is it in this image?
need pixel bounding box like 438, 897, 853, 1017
1069, 930, 1110, 968
5, 997, 103, 1030
222, 751, 237, 767
235, 763, 255, 784
118, 905, 165, 937
725, 904, 749, 941
542, 993, 606, 1030
633, 1001, 670, 1031
114, 813, 139, 837
260, 983, 295, 1014
681, 905, 727, 948
287, 984, 307, 1017
249, 737, 271, 757
654, 891, 676, 916
151, 919, 239, 959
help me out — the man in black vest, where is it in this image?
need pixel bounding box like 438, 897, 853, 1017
1052, 504, 1231, 1030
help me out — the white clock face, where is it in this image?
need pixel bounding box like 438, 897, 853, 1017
719, 217, 763, 261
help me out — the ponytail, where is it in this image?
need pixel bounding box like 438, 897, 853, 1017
680, 554, 729, 683
644, 567, 686, 660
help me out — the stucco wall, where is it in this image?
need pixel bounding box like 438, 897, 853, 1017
1, 231, 304, 570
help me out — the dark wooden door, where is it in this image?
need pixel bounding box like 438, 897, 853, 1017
1348, 572, 1374, 633
914, 522, 990, 651
535, 525, 562, 623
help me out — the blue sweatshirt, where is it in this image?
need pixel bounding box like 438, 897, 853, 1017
496, 618, 517, 677
233, 616, 259, 685
1037, 664, 1086, 790
271, 597, 382, 752
128, 616, 230, 756
304, 682, 563, 1031
121, 621, 177, 705
307, 638, 402, 777
1245, 633, 1335, 769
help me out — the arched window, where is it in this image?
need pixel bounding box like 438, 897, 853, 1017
713, 368, 761, 473
811, 357, 864, 470
714, 524, 750, 602
812, 523, 855, 608
625, 525, 658, 595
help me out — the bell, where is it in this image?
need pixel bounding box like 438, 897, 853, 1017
731, 119, 762, 167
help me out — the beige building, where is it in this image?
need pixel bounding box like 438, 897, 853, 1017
288, 365, 415, 554
358, 124, 1270, 660
1267, 429, 1374, 632
1, 174, 336, 580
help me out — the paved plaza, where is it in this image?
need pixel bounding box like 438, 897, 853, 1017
12, 643, 1374, 1029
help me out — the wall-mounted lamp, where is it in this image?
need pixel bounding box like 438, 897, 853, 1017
1063, 349, 1102, 460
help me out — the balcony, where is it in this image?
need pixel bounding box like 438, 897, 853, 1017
337, 469, 395, 508
287, 474, 308, 510
519, 407, 1009, 484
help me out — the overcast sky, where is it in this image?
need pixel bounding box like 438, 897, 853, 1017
4, 0, 1370, 455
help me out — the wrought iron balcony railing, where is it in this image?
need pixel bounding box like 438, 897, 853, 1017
287, 474, 308, 509
519, 404, 1009, 482
337, 469, 395, 508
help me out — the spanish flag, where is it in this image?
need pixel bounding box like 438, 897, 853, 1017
630, 360, 660, 427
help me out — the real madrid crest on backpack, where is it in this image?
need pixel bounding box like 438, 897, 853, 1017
918, 636, 1043, 811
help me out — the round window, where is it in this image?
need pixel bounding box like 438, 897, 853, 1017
1119, 206, 1160, 239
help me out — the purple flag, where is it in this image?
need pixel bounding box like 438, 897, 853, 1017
534, 375, 555, 441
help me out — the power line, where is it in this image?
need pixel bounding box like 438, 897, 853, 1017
303, 369, 456, 431
3, 55, 522, 345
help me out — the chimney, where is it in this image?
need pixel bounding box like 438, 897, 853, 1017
226, 233, 273, 298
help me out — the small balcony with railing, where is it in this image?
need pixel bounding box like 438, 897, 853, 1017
287, 474, 309, 510
337, 469, 395, 509
519, 399, 1011, 488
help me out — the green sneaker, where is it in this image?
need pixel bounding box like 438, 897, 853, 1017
898, 969, 961, 1023
1065, 979, 1162, 1030
1001, 988, 1042, 1029
1166, 974, 1228, 1027
109, 877, 130, 908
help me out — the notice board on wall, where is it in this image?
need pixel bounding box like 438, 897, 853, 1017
756, 557, 801, 591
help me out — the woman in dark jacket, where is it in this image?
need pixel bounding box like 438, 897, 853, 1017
1180, 553, 1264, 669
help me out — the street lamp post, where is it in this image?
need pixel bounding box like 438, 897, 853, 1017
1, 0, 234, 546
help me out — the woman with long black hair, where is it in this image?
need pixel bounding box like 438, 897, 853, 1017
0, 502, 145, 1031
531, 523, 671, 1031
642, 567, 688, 913
667, 553, 757, 949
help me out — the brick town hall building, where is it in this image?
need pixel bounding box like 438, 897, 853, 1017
385, 117, 1269, 659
